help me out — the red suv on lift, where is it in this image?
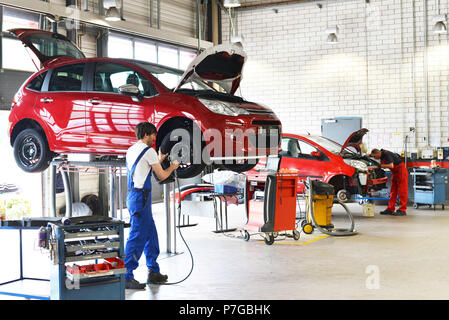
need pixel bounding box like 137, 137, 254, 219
253, 129, 388, 202
7, 29, 282, 178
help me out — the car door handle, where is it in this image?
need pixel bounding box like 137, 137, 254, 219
40, 98, 53, 103
88, 99, 102, 105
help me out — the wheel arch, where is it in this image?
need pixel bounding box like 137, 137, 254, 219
327, 174, 353, 192
10, 118, 52, 148
155, 116, 204, 150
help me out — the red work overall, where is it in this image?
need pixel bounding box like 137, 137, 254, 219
386, 161, 408, 212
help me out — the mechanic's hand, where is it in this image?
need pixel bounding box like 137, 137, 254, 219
170, 160, 180, 170
158, 148, 168, 162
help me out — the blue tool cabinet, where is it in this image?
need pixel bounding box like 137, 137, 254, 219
49, 219, 126, 300
412, 167, 448, 209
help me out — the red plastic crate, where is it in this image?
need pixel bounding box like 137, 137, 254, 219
104, 257, 125, 269
94, 263, 110, 273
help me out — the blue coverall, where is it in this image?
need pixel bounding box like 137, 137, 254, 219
124, 146, 161, 280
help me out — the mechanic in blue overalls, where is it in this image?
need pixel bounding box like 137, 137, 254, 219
125, 122, 179, 290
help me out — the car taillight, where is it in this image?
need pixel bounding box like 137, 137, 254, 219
12, 92, 22, 107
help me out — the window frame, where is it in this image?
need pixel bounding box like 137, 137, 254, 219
86, 61, 159, 98
281, 137, 329, 162
42, 62, 88, 93
25, 71, 48, 92
107, 32, 197, 71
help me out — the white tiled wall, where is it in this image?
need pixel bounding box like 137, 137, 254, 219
223, 0, 449, 153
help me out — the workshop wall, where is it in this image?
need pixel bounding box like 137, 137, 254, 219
223, 0, 449, 154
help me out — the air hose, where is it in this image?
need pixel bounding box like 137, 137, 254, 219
158, 169, 195, 285
306, 177, 358, 236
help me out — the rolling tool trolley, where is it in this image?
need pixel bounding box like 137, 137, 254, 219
243, 170, 299, 245
411, 167, 448, 210
48, 217, 126, 300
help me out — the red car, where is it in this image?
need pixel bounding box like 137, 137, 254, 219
253, 129, 388, 202
7, 29, 281, 178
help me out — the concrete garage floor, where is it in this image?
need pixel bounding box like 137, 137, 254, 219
1, 199, 449, 300
126, 200, 449, 300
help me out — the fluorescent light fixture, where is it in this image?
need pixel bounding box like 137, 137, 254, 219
105, 6, 121, 21
224, 0, 241, 8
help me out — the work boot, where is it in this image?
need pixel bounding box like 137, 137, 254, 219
392, 210, 406, 216
125, 279, 146, 290
148, 270, 168, 284
379, 209, 393, 215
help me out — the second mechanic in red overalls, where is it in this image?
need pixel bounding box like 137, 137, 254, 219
369, 148, 408, 216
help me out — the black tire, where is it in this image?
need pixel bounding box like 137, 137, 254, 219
243, 230, 250, 241
160, 129, 205, 179
81, 194, 103, 215
13, 128, 52, 173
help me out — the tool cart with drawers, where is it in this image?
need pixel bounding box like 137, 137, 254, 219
412, 167, 448, 210
48, 217, 126, 300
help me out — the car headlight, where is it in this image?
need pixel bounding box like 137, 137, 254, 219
199, 98, 250, 116
343, 159, 368, 172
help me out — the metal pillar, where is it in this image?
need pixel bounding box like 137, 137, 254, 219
118, 167, 123, 220
109, 167, 116, 218
49, 164, 57, 217
164, 183, 178, 254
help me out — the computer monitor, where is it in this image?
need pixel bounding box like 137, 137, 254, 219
265, 156, 281, 171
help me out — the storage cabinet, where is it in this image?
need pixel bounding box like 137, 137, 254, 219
412, 168, 448, 210
49, 218, 126, 300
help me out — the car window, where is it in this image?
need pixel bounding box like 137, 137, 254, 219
27, 71, 47, 91
281, 137, 321, 160
281, 138, 300, 158
27, 32, 85, 60
48, 63, 84, 92
298, 140, 318, 156
94, 62, 157, 96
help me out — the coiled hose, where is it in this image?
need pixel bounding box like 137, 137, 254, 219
306, 177, 358, 236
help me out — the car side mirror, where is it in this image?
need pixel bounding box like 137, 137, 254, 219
311, 151, 321, 158
118, 84, 143, 101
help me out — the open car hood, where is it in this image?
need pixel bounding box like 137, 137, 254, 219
9, 28, 86, 69
174, 43, 246, 95
340, 128, 369, 155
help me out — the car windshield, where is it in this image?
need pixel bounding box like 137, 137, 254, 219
305, 135, 356, 155
133, 61, 215, 91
